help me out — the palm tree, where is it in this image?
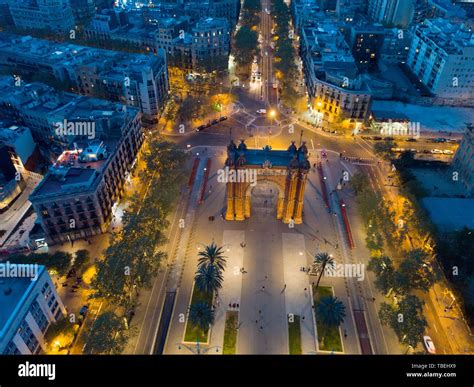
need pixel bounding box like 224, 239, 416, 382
316, 295, 346, 328
198, 242, 227, 272
195, 264, 223, 295
188, 301, 215, 332
313, 252, 335, 289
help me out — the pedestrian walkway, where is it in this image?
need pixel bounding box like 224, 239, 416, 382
282, 233, 317, 354
208, 230, 244, 352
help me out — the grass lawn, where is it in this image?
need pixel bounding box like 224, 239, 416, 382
288, 315, 302, 355
312, 285, 343, 352
223, 311, 239, 354
184, 284, 213, 343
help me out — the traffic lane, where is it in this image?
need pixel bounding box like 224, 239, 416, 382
415, 289, 454, 355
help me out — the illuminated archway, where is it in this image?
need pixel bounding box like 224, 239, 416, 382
224, 139, 310, 224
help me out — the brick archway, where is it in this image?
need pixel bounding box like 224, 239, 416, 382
224, 139, 310, 224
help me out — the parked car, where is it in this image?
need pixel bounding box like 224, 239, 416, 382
434, 137, 447, 143
219, 116, 228, 122
423, 336, 436, 354
80, 305, 89, 316
406, 138, 417, 142
443, 149, 454, 155
196, 125, 206, 132
431, 149, 443, 154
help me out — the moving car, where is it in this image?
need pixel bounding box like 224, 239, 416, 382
256, 109, 267, 115
423, 336, 436, 354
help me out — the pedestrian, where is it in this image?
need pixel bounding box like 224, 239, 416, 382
304, 287, 307, 291
260, 326, 263, 330
237, 303, 239, 308
261, 286, 265, 291
258, 309, 261, 314
255, 320, 258, 324
229, 303, 232, 308
232, 303, 236, 308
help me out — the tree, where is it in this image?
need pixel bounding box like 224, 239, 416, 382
197, 242, 227, 272
374, 139, 397, 160
195, 264, 223, 295
233, 26, 259, 70
349, 173, 369, 195
313, 252, 335, 289
368, 255, 398, 295
8, 251, 72, 277
86, 311, 128, 354
379, 295, 427, 349
188, 301, 215, 333
74, 249, 90, 273
398, 249, 436, 292
316, 296, 346, 327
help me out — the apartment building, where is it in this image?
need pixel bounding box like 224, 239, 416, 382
452, 125, 473, 196
0, 265, 66, 354
406, 18, 474, 100
0, 77, 143, 244
6, 0, 75, 32
300, 23, 372, 128
0, 34, 169, 118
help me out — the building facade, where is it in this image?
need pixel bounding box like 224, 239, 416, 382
224, 140, 310, 224
300, 23, 372, 129
349, 24, 386, 71
452, 125, 473, 196
7, 0, 75, 32
0, 34, 169, 118
0, 265, 66, 354
406, 18, 474, 100
368, 0, 415, 27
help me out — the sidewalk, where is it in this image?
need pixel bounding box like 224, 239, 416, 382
208, 230, 244, 352
282, 233, 316, 354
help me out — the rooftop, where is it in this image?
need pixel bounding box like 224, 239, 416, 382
0, 33, 166, 78
414, 18, 474, 54
0, 265, 46, 340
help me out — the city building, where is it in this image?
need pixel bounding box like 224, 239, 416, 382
381, 27, 412, 63
191, 17, 230, 71
0, 0, 13, 29
452, 124, 473, 196
454, 0, 474, 18
0, 265, 66, 354
6, 0, 75, 33
290, 1, 321, 33
368, 0, 415, 28
0, 124, 38, 174
0, 123, 39, 213
300, 23, 372, 129
0, 34, 169, 118
69, 0, 96, 27
406, 18, 474, 100
85, 9, 230, 72
0, 77, 143, 244
348, 24, 385, 71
